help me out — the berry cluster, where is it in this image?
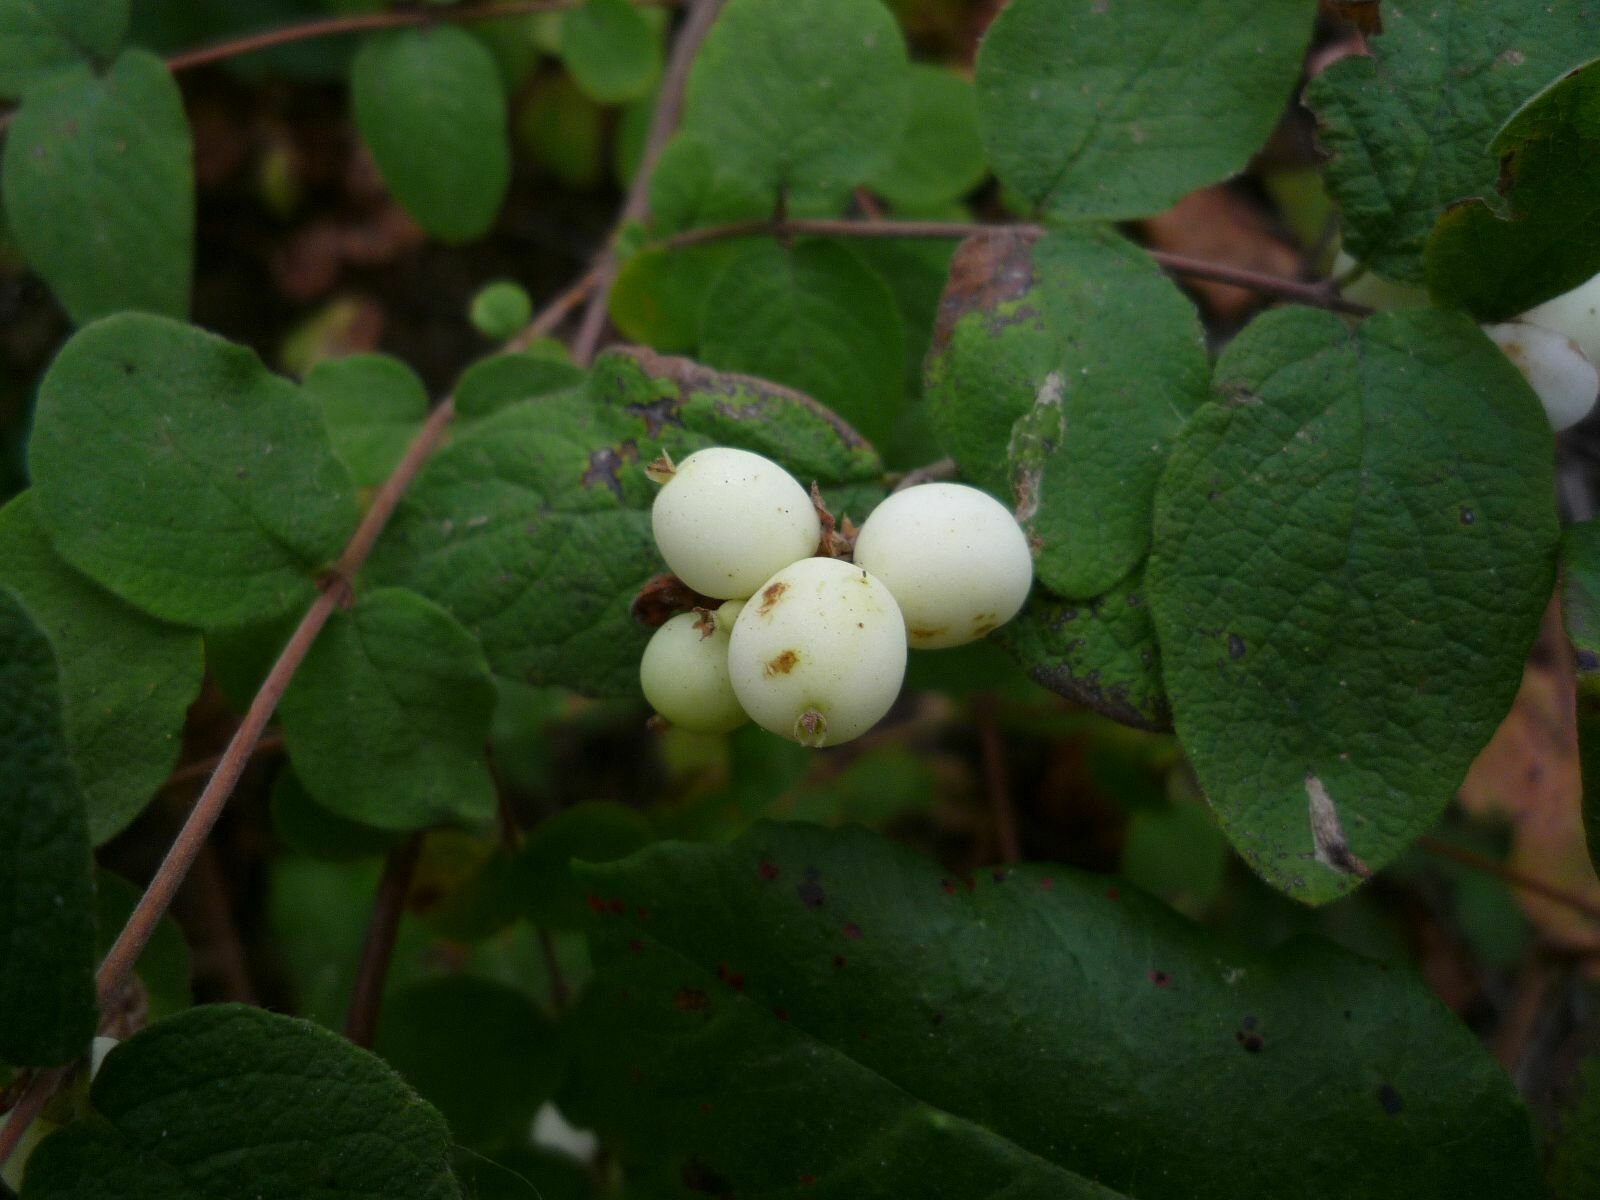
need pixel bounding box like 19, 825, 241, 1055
638, 448, 1033, 747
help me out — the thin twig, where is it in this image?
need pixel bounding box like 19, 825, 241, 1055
1491, 953, 1555, 1072
0, 1068, 68, 1161
166, 0, 672, 73
977, 698, 1021, 865
0, 1, 678, 133
158, 733, 284, 795
889, 457, 957, 493
571, 0, 727, 364
1418, 834, 1600, 925
344, 834, 423, 1048
503, 265, 606, 352
658, 218, 1375, 316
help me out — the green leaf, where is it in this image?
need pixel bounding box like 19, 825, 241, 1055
1148, 308, 1558, 904
609, 243, 744, 351
646, 133, 769, 236
1548, 1053, 1600, 1199
0, 493, 203, 844
0, 0, 128, 99
561, 0, 661, 104
699, 238, 905, 447
1305, 1, 1600, 283
1560, 518, 1600, 876
454, 351, 585, 421
21, 1005, 462, 1199
0, 587, 95, 1068
96, 871, 191, 1021
375, 975, 562, 1151
303, 353, 428, 491
996, 565, 1170, 731
865, 65, 985, 210
29, 314, 358, 628
681, 0, 911, 210
511, 801, 654, 928
370, 346, 881, 696
1426, 57, 1600, 320
468, 280, 533, 341
975, 0, 1310, 221
2, 48, 192, 323
562, 822, 1544, 1198
278, 587, 498, 833
514, 73, 603, 191
270, 768, 403, 862
1012, 229, 1209, 597
352, 26, 510, 243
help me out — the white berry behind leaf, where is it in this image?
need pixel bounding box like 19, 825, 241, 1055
852, 482, 1033, 649
1519, 270, 1600, 369
728, 557, 906, 747
1485, 321, 1599, 433
650, 447, 821, 599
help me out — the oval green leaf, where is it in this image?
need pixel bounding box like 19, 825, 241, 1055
699, 238, 905, 447
562, 0, 661, 104
28, 314, 358, 629
278, 587, 498, 833
1148, 308, 1558, 904
975, 0, 1310, 220
21, 1004, 461, 1198
2, 48, 192, 323
681, 0, 910, 211
0, 586, 96, 1068
561, 821, 1544, 1198
0, 493, 203, 844
352, 26, 510, 243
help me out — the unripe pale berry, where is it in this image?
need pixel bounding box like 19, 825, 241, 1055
639, 602, 747, 733
1485, 321, 1599, 433
851, 482, 1033, 649
650, 448, 821, 599
728, 557, 906, 747
1519, 270, 1600, 368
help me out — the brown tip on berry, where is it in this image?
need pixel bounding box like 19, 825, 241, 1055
793, 709, 828, 747
644, 450, 676, 485
692, 607, 718, 639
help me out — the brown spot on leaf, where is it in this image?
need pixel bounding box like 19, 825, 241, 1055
681, 1158, 734, 1197
674, 988, 711, 1012
930, 230, 1041, 358
581, 442, 638, 499
757, 859, 780, 882
764, 649, 800, 677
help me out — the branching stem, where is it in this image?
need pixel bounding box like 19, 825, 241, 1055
658, 218, 1374, 316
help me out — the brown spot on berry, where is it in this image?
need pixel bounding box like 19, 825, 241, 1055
972, 621, 997, 637
764, 649, 800, 676
759, 580, 788, 613
909, 626, 948, 642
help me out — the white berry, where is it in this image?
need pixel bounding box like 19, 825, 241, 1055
650, 448, 821, 599
851, 482, 1033, 649
1485, 321, 1599, 433
1519, 270, 1600, 368
639, 602, 747, 733
728, 557, 906, 747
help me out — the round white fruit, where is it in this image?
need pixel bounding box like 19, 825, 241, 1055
639, 602, 747, 733
650, 448, 820, 599
1332, 250, 1430, 311
1519, 270, 1600, 368
728, 557, 906, 747
851, 482, 1033, 649
1485, 321, 1599, 433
